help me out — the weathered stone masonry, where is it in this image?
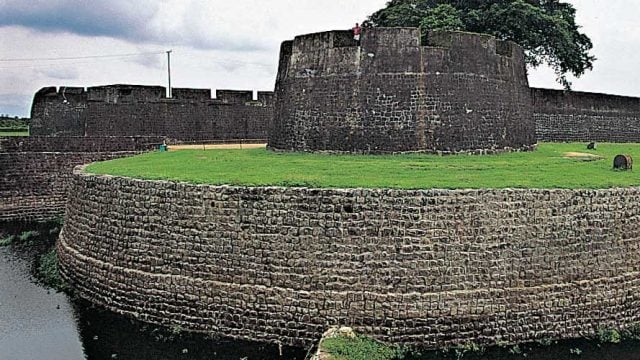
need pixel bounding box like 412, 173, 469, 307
2, 84, 273, 223
60, 168, 640, 348
0, 136, 161, 222
533, 88, 640, 142
30, 85, 274, 141
25, 37, 640, 148
270, 29, 536, 154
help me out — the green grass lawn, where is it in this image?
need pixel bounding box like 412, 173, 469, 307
0, 130, 28, 136
85, 143, 640, 189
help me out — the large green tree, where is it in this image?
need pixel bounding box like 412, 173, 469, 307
367, 0, 595, 88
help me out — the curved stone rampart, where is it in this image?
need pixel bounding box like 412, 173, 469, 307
59, 168, 640, 347
269, 29, 535, 154
0, 136, 160, 222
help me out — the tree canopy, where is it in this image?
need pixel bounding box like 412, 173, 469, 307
367, 0, 595, 88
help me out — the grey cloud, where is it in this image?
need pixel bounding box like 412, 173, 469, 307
0, 0, 266, 51
36, 67, 79, 80
179, 34, 268, 52
0, 0, 159, 41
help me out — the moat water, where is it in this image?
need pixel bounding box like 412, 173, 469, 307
4, 223, 640, 360
0, 223, 307, 360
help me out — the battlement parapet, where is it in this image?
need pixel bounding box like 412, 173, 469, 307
215, 90, 254, 104
533, 87, 640, 142
172, 88, 212, 100
32, 85, 274, 106
86, 85, 165, 103
257, 91, 275, 106
533, 88, 640, 113
280, 29, 524, 82
30, 84, 274, 139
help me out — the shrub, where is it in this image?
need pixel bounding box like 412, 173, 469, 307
37, 248, 68, 291
321, 335, 400, 360
596, 328, 621, 344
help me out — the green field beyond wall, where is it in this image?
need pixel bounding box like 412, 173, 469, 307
0, 131, 28, 136
86, 143, 640, 189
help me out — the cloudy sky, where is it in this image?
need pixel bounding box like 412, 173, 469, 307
0, 0, 638, 117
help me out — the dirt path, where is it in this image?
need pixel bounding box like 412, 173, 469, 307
168, 143, 266, 150
563, 152, 604, 161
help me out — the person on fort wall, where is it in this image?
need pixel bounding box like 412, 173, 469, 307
352, 23, 362, 45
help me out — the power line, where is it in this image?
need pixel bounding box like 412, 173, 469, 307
213, 58, 275, 69
0, 51, 166, 62
0, 58, 155, 69
0, 50, 276, 71
0, 58, 276, 71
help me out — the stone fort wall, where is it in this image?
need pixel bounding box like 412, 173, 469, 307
30, 85, 274, 141
533, 88, 640, 142
0, 136, 161, 222
269, 29, 536, 154
59, 168, 640, 348
26, 52, 640, 148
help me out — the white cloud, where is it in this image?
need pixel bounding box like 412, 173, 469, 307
0, 0, 638, 117
528, 0, 640, 97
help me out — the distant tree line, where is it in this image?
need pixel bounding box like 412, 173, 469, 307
0, 115, 30, 131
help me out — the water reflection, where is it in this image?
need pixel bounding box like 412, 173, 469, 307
74, 299, 307, 360
5, 221, 640, 360
0, 246, 84, 360
0, 222, 306, 360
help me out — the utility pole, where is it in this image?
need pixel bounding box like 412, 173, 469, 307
166, 50, 172, 98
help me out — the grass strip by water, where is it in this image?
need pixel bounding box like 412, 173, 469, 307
85, 143, 640, 189
319, 325, 640, 360
321, 335, 402, 360
0, 230, 40, 246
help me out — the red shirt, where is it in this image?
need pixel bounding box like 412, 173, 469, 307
353, 26, 362, 36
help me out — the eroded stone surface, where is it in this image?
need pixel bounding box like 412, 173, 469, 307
269, 29, 535, 154
59, 168, 640, 347
533, 88, 640, 143
30, 85, 273, 141
0, 136, 160, 221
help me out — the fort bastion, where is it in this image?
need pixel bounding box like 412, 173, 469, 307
269, 29, 536, 154
4, 28, 640, 351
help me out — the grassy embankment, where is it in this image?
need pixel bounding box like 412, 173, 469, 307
87, 143, 640, 189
